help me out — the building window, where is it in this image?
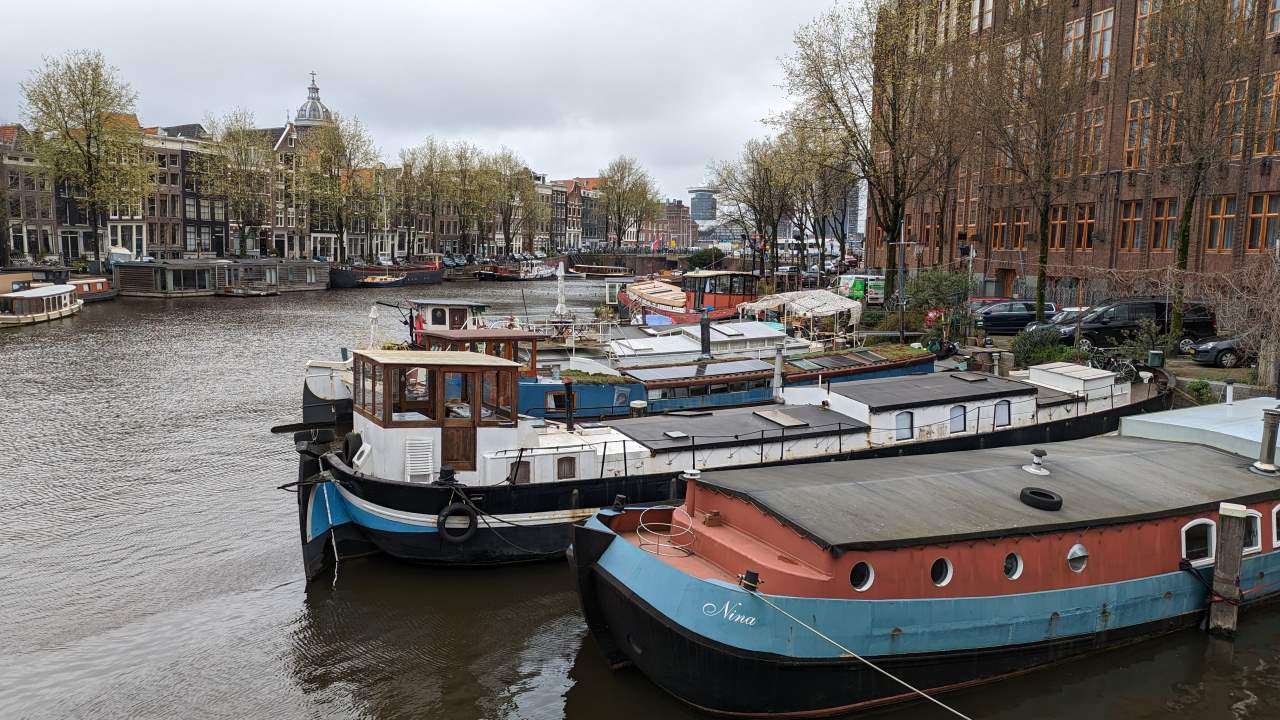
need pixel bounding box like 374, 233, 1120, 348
1152, 198, 1178, 252
955, 166, 979, 242
1248, 193, 1280, 252
185, 197, 197, 219
1259, 73, 1280, 155
1049, 205, 1068, 249
994, 399, 1011, 427
1124, 99, 1152, 169
1221, 79, 1248, 158
1055, 113, 1078, 177
1074, 204, 1096, 250
895, 411, 914, 441
990, 209, 1008, 250
1011, 207, 1027, 249
556, 456, 576, 480
949, 405, 966, 433
1079, 108, 1105, 173
1134, 0, 1156, 67
1120, 200, 1144, 252
1064, 17, 1087, 65
1271, 0, 1280, 36
1245, 510, 1262, 554
185, 224, 197, 251
1205, 196, 1237, 253
1089, 9, 1113, 79
1181, 518, 1216, 567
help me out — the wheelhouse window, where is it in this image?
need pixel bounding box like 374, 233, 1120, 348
481, 370, 514, 422
949, 405, 966, 433
994, 400, 1011, 427
557, 456, 576, 480
1182, 519, 1216, 567
1245, 510, 1262, 554
895, 411, 914, 441
443, 371, 475, 419
392, 367, 436, 422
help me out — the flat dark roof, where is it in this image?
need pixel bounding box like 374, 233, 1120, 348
625, 359, 773, 383
698, 436, 1278, 551
603, 403, 867, 452
829, 371, 1035, 412
418, 328, 547, 340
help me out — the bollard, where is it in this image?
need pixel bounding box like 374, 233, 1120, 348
1225, 379, 1235, 406
1209, 502, 1248, 639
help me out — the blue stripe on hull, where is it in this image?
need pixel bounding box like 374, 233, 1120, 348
589, 516, 1280, 658
306, 481, 436, 541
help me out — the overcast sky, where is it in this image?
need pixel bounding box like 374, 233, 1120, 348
0, 0, 833, 199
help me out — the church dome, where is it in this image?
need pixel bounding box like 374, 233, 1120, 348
295, 73, 334, 126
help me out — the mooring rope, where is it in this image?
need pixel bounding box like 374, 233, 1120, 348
747, 589, 974, 720
321, 480, 340, 590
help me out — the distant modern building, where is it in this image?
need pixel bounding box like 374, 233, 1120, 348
689, 186, 717, 222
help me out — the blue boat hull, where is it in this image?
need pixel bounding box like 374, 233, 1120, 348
570, 520, 1280, 717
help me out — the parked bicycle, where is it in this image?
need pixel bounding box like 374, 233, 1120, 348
1085, 347, 1139, 384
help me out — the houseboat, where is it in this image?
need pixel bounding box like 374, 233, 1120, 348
68, 277, 117, 302
114, 258, 328, 297
568, 264, 631, 278
357, 274, 405, 288
474, 261, 556, 282
618, 270, 758, 323
0, 284, 83, 327
283, 341, 1171, 579
328, 256, 444, 288
570, 430, 1280, 716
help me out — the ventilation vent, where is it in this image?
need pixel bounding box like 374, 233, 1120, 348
404, 437, 435, 483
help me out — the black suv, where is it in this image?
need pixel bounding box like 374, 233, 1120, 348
1056, 297, 1215, 352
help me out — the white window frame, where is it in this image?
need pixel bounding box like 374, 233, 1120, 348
895, 411, 914, 441
1273, 505, 1280, 548
949, 405, 967, 433
1245, 509, 1263, 555
1181, 518, 1216, 568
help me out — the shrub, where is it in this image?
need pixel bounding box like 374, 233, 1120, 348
1185, 379, 1215, 405
687, 247, 725, 269
860, 308, 887, 328
1011, 327, 1082, 367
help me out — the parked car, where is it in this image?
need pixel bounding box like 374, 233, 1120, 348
1024, 306, 1090, 333
1056, 297, 1216, 352
1192, 336, 1252, 368
967, 296, 1011, 311
975, 300, 1058, 334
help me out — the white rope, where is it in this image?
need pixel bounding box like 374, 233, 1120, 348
321, 481, 340, 590
748, 590, 974, 720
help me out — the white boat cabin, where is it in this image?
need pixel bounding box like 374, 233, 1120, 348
0, 284, 83, 327
408, 299, 489, 333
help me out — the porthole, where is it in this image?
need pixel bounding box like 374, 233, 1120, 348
930, 557, 953, 587
1003, 552, 1023, 580
1067, 543, 1089, 573
850, 561, 874, 592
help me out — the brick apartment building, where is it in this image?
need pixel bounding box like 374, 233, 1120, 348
864, 0, 1280, 304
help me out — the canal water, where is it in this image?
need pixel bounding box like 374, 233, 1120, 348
2, 280, 1278, 720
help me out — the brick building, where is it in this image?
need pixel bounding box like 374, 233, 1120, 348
865, 0, 1280, 304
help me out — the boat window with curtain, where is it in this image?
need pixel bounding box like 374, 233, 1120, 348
895, 411, 914, 440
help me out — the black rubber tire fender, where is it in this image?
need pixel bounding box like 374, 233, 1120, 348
437, 502, 479, 544
1020, 486, 1063, 511
342, 432, 363, 465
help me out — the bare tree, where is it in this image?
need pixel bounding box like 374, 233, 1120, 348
200, 108, 272, 257
970, 1, 1093, 320
295, 115, 378, 261
446, 141, 497, 256
784, 0, 946, 301
1138, 0, 1257, 344
400, 137, 449, 254
0, 168, 10, 267
712, 136, 799, 278
1198, 255, 1280, 390
599, 156, 659, 249
21, 50, 150, 268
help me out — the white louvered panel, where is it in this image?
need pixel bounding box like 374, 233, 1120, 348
404, 437, 435, 483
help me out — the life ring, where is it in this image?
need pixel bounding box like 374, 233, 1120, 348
437, 502, 479, 543
1020, 487, 1063, 511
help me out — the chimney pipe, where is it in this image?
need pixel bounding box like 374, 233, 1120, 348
1252, 408, 1280, 476
1225, 379, 1235, 406
771, 343, 785, 401
698, 308, 713, 361
563, 377, 576, 432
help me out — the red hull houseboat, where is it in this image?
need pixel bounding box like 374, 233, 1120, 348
572, 426, 1280, 717
619, 270, 757, 323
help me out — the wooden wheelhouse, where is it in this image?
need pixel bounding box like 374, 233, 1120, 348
350, 350, 520, 471
680, 270, 757, 311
